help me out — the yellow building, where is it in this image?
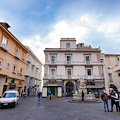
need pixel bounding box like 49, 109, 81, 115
0, 22, 28, 96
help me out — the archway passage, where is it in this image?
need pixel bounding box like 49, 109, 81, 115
66, 81, 74, 96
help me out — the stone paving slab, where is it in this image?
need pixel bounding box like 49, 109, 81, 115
0, 97, 119, 120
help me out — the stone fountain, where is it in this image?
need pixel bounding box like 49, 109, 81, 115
73, 78, 96, 101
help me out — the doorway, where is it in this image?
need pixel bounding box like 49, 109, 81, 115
66, 82, 74, 96
2, 85, 7, 94
50, 87, 55, 96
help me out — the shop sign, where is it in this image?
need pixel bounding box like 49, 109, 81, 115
9, 83, 16, 89
48, 84, 57, 86
18, 81, 23, 85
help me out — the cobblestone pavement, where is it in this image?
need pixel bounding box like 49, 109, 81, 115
0, 96, 120, 120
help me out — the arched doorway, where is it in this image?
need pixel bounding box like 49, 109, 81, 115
66, 81, 74, 96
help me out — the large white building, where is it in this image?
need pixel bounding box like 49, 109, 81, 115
42, 38, 105, 97
24, 46, 42, 95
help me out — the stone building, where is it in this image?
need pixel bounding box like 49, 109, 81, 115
42, 38, 104, 97
103, 54, 120, 94
24, 46, 42, 95
0, 22, 28, 96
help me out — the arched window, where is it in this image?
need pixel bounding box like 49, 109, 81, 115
66, 43, 70, 50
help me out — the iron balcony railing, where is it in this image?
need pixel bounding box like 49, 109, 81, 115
0, 42, 8, 51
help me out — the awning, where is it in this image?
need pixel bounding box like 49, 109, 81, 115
86, 86, 104, 88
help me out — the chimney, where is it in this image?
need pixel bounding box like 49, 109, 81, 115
0, 22, 10, 29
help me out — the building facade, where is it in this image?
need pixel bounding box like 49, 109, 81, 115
42, 38, 105, 97
0, 22, 28, 96
24, 46, 42, 96
104, 54, 120, 94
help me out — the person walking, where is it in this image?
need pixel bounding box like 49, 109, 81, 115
101, 90, 110, 112
38, 90, 42, 103
111, 89, 119, 112
82, 90, 84, 101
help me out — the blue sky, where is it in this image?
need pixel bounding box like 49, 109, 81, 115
0, 0, 120, 63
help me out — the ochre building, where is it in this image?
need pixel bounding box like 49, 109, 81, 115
0, 22, 28, 96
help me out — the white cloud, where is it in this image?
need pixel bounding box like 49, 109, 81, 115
80, 15, 94, 25
48, 20, 89, 45
96, 22, 120, 34
22, 18, 90, 64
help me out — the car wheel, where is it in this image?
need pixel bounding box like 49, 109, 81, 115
12, 104, 15, 108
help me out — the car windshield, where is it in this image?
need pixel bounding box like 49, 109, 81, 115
2, 93, 16, 98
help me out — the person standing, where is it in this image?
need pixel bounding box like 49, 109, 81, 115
49, 91, 51, 100
101, 90, 110, 112
82, 91, 84, 101
111, 89, 119, 112
110, 89, 115, 112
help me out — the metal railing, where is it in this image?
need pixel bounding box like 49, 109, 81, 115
0, 42, 8, 51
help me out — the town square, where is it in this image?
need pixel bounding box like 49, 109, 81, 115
0, 0, 120, 120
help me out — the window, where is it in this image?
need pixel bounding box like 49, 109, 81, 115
51, 55, 55, 64
13, 65, 16, 73
51, 69, 55, 79
6, 63, 10, 69
67, 69, 71, 79
67, 56, 71, 64
85, 56, 90, 64
2, 36, 7, 45
0, 59, 2, 68
118, 57, 120, 61
80, 44, 83, 47
16, 48, 19, 54
23, 52, 25, 59
108, 73, 113, 82
20, 68, 23, 75
87, 69, 91, 76
66, 43, 70, 50
5, 78, 8, 83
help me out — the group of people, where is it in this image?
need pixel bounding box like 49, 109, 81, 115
101, 89, 120, 112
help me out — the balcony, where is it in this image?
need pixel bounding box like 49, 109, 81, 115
0, 42, 8, 52
86, 61, 90, 64
15, 52, 20, 59
85, 75, 94, 79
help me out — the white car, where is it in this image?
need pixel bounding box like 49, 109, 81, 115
0, 90, 19, 108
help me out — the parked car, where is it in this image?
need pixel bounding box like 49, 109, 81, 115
0, 90, 19, 108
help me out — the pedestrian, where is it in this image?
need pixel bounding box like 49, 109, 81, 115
111, 89, 119, 112
49, 91, 51, 100
47, 91, 49, 99
23, 91, 26, 98
38, 90, 42, 103
82, 90, 84, 101
101, 90, 110, 112
110, 89, 116, 112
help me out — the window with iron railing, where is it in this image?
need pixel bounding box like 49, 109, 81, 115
51, 56, 55, 64
85, 56, 90, 64
67, 56, 71, 64
51, 69, 55, 79
67, 69, 71, 79
87, 69, 91, 76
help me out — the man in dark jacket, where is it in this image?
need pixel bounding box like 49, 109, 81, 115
110, 89, 115, 112
111, 89, 119, 112
101, 90, 110, 112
